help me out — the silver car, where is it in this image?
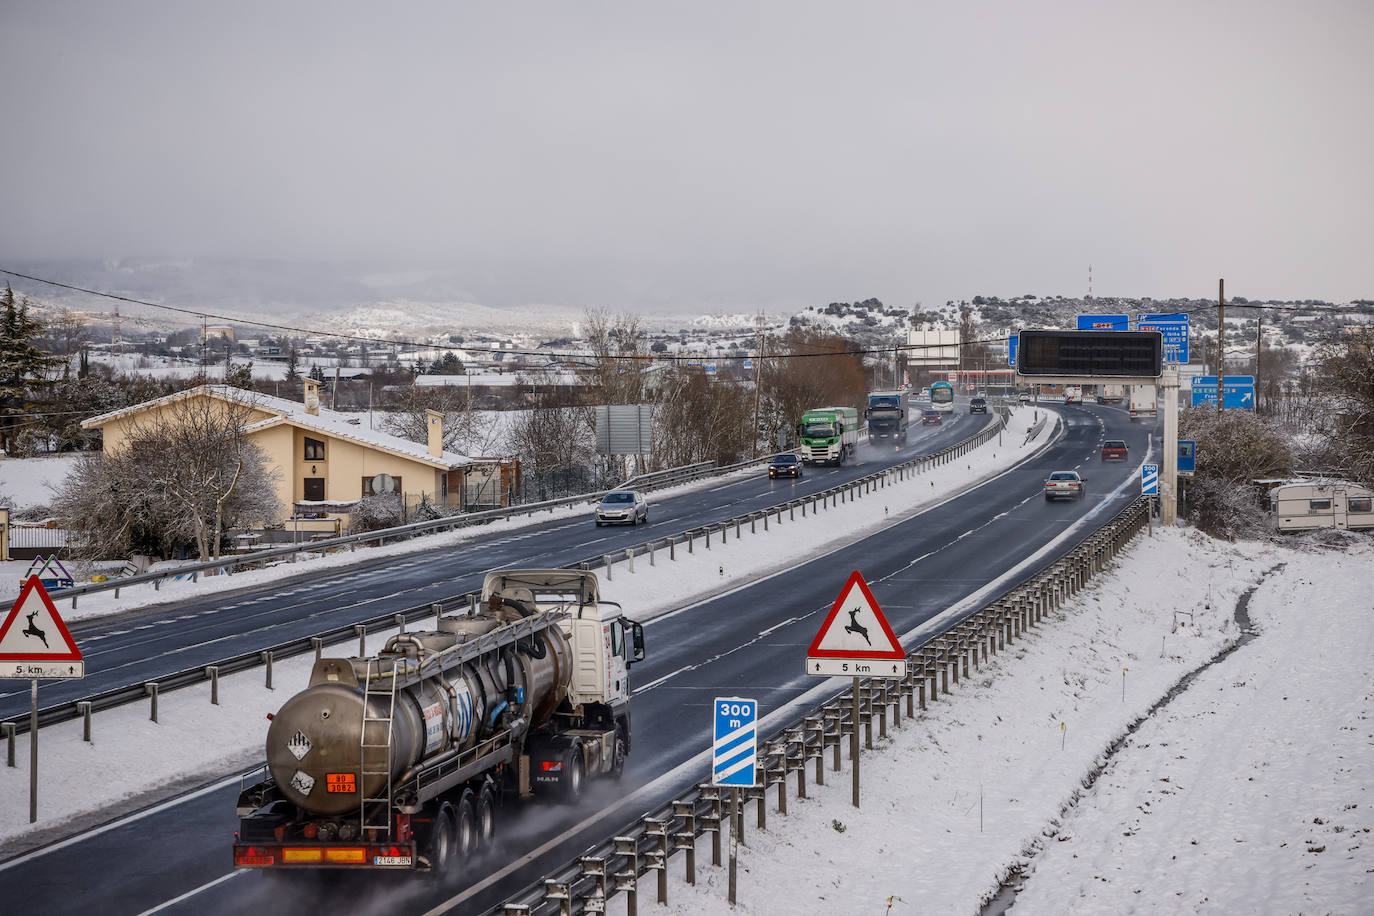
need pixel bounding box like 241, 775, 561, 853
595, 490, 649, 526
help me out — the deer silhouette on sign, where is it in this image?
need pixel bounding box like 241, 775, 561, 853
844, 607, 871, 646
22, 610, 50, 649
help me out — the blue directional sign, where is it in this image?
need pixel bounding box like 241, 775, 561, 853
712, 696, 758, 787
1077, 314, 1129, 331
1191, 376, 1254, 409
1008, 334, 1018, 368
1222, 376, 1255, 409
1177, 440, 1196, 473
1141, 463, 1159, 495
1138, 313, 1189, 363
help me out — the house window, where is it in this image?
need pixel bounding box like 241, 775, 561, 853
304, 437, 326, 461
303, 477, 325, 501
1347, 496, 1372, 513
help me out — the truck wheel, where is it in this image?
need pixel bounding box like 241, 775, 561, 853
428, 806, 458, 882
562, 747, 585, 800
456, 792, 478, 859
477, 785, 496, 848
610, 727, 627, 781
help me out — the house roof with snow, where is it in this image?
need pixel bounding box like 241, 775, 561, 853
81, 384, 473, 470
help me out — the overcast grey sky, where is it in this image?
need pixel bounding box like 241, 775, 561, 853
2, 1, 1370, 312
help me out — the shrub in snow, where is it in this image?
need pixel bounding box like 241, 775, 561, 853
349, 494, 403, 533
1178, 407, 1293, 540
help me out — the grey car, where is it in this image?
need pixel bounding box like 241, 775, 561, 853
595, 490, 649, 526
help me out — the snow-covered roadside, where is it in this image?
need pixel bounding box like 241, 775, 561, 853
0, 409, 1055, 849
647, 533, 1374, 916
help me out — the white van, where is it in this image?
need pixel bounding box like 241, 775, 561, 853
1269, 481, 1374, 532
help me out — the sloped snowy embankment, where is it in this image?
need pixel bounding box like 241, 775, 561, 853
653, 532, 1373, 916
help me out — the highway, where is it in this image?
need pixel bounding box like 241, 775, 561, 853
0, 410, 980, 723
0, 402, 1158, 915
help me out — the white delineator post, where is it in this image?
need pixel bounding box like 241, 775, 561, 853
1161, 367, 1179, 525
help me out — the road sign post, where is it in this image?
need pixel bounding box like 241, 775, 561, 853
1, 576, 85, 823
807, 571, 906, 809
713, 696, 756, 907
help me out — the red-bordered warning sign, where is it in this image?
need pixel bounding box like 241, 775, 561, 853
0, 576, 83, 662
807, 570, 904, 660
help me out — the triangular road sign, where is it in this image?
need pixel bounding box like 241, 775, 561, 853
807, 570, 904, 660
0, 577, 83, 661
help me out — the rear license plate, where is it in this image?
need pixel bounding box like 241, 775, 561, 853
374, 855, 413, 866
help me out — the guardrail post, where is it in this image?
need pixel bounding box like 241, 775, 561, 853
312, 637, 324, 661
707, 790, 724, 865
356, 624, 367, 656
541, 879, 570, 916
207, 666, 219, 705
79, 701, 92, 741
776, 750, 789, 813
613, 836, 638, 916
146, 683, 159, 723
628, 547, 634, 573
3, 723, 14, 766
643, 816, 669, 905
262, 651, 274, 690
395, 612, 406, 633
603, 555, 612, 580
580, 856, 607, 912
649, 542, 655, 566
705, 527, 711, 549
669, 537, 676, 561
672, 800, 697, 885
688, 533, 694, 554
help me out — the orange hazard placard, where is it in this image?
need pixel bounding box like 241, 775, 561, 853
326, 773, 357, 793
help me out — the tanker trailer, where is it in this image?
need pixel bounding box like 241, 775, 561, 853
233, 569, 645, 880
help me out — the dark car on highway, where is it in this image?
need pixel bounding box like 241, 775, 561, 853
921, 410, 943, 425
768, 453, 803, 479
969, 397, 988, 414
1101, 440, 1128, 461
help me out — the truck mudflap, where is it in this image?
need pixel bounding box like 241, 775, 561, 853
233, 840, 418, 870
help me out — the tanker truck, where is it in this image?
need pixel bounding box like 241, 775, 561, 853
233, 569, 644, 879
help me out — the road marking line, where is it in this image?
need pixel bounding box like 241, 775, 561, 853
137, 870, 242, 915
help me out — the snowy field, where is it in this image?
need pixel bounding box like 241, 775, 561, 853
0, 409, 1054, 850
649, 534, 1374, 916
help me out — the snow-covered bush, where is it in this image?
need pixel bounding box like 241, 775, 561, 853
348, 494, 403, 533
1178, 407, 1293, 539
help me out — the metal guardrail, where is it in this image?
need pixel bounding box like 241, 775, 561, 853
4, 411, 1011, 739
490, 494, 1152, 915
49, 457, 773, 608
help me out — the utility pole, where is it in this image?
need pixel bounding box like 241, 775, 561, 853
1255, 314, 1262, 413
752, 313, 765, 457
1216, 279, 1225, 413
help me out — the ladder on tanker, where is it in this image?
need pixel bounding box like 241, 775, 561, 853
359, 658, 399, 837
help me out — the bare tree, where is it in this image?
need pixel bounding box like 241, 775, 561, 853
652, 368, 754, 466
502, 369, 595, 478
53, 391, 280, 560
761, 329, 867, 447
382, 383, 498, 455
1310, 328, 1374, 485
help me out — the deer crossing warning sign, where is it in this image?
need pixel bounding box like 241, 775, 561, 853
0, 576, 84, 679
806, 570, 906, 678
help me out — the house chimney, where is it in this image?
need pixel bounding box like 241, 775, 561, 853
426, 409, 443, 458
303, 378, 321, 416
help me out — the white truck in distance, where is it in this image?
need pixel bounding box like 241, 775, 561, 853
1129, 385, 1158, 421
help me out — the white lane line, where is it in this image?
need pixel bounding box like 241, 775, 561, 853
0, 771, 246, 873
137, 870, 242, 915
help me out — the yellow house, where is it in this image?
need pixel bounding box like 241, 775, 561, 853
81, 382, 478, 529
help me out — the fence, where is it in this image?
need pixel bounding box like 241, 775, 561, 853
490, 494, 1151, 915
5, 411, 1014, 744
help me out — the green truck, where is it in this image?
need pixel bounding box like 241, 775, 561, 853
797, 406, 859, 466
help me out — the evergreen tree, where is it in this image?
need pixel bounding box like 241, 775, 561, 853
0, 284, 61, 454
285, 346, 300, 382
309, 364, 326, 383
